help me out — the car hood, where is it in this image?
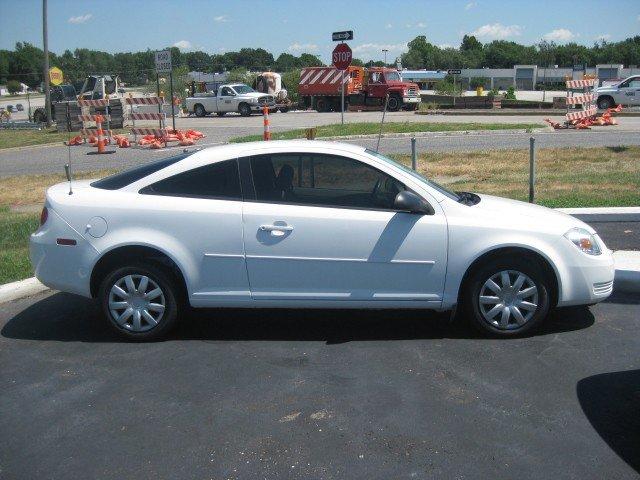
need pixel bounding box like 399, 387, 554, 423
472, 193, 592, 234
239, 92, 271, 99
595, 85, 618, 93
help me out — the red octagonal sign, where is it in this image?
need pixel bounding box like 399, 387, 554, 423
332, 43, 352, 71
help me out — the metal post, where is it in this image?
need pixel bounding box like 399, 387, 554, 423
341, 68, 344, 125
411, 137, 417, 170
27, 90, 32, 122
169, 70, 176, 131
156, 73, 162, 130
529, 136, 536, 203
376, 93, 389, 152
453, 74, 456, 108
42, 0, 51, 126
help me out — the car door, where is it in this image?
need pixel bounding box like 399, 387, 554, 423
617, 77, 640, 106
138, 158, 249, 305
218, 86, 236, 112
240, 152, 448, 306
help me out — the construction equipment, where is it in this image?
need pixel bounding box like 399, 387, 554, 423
253, 72, 292, 112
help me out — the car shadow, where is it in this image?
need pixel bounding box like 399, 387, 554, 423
577, 369, 640, 474
1, 291, 594, 344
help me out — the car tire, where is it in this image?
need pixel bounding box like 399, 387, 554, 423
216, 111, 226, 117
33, 108, 46, 123
238, 103, 252, 117
462, 258, 550, 337
279, 106, 289, 113
597, 96, 615, 110
194, 104, 206, 117
386, 95, 401, 112
98, 262, 180, 340
315, 98, 331, 112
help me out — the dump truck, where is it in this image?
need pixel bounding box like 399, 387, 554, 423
298, 66, 421, 112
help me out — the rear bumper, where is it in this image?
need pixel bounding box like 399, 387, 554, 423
29, 209, 96, 298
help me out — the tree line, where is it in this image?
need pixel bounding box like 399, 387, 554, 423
1, 35, 639, 88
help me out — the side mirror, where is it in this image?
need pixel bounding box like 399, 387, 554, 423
394, 191, 434, 215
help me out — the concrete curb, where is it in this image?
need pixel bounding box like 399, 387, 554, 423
319, 127, 550, 141
2, 250, 638, 304
0, 277, 49, 304
558, 207, 640, 223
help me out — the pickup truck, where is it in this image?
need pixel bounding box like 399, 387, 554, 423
595, 75, 640, 109
186, 83, 275, 117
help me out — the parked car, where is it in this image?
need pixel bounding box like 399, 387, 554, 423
185, 83, 275, 117
30, 141, 614, 340
15, 103, 24, 111
595, 75, 640, 109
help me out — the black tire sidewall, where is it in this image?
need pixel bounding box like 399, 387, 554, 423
598, 97, 613, 109
99, 263, 179, 340
387, 95, 401, 111
465, 259, 550, 337
194, 104, 205, 117
239, 103, 251, 116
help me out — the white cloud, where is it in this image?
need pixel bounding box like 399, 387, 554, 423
288, 43, 318, 52
439, 43, 453, 49
471, 23, 522, 40
595, 33, 611, 41
465, 1, 477, 10
416, 22, 426, 28
214, 15, 229, 22
68, 14, 92, 24
173, 40, 193, 50
352, 43, 408, 54
542, 28, 576, 42
385, 23, 393, 29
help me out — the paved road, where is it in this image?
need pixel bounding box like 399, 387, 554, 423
1, 112, 640, 176
1, 289, 638, 479
590, 222, 640, 251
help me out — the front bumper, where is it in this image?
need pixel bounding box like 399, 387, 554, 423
402, 96, 421, 104
556, 240, 615, 306
251, 103, 276, 111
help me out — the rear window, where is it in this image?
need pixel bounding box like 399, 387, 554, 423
91, 153, 192, 190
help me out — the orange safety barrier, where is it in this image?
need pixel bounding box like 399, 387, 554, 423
263, 104, 270, 141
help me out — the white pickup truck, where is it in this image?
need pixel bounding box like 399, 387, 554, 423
595, 75, 640, 109
186, 83, 275, 117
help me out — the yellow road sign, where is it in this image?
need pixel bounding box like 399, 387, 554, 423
49, 67, 64, 86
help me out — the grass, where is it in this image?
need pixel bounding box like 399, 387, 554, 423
0, 145, 638, 283
391, 145, 640, 208
229, 122, 542, 143
0, 128, 126, 150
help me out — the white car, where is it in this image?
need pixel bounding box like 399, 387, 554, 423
595, 75, 640, 109
30, 141, 615, 339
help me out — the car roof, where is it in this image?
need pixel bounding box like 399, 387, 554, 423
184, 140, 367, 165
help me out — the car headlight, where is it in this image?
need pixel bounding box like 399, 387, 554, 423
564, 228, 602, 255
252, 97, 260, 103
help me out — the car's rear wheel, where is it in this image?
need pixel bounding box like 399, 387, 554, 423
597, 96, 615, 110
99, 263, 180, 340
194, 104, 206, 117
463, 259, 550, 337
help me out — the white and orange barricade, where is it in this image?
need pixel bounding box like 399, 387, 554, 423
263, 104, 271, 141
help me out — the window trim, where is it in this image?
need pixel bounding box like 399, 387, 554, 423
242, 152, 434, 214
138, 158, 244, 201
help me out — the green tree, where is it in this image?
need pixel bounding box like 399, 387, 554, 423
6, 79, 21, 94
460, 35, 482, 52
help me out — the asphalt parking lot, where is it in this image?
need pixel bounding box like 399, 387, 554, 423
0, 289, 638, 479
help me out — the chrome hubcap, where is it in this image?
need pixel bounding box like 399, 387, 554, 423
478, 270, 538, 330
108, 274, 165, 332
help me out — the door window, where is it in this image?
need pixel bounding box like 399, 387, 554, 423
249, 153, 406, 210
220, 87, 234, 96
140, 159, 241, 200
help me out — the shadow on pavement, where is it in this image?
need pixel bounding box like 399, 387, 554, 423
2, 291, 594, 343
577, 369, 640, 474
604, 291, 640, 305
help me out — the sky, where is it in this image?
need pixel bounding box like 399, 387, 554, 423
1, 0, 639, 63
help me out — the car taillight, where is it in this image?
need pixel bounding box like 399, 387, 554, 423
40, 206, 48, 226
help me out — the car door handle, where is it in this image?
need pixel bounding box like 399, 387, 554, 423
259, 224, 293, 236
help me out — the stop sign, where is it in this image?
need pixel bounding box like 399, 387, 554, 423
332, 43, 352, 70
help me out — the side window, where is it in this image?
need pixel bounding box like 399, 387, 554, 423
249, 154, 405, 210
140, 159, 241, 200
628, 79, 640, 88
220, 87, 233, 96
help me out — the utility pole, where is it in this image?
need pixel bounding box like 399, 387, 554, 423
42, 0, 51, 126
382, 48, 388, 65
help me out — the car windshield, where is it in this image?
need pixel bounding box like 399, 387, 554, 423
366, 149, 460, 201
232, 85, 255, 94
385, 71, 401, 82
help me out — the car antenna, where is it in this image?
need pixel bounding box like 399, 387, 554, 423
64, 102, 73, 195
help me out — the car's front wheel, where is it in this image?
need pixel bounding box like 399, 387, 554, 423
99, 263, 180, 340
238, 103, 252, 117
597, 96, 615, 110
463, 259, 550, 337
